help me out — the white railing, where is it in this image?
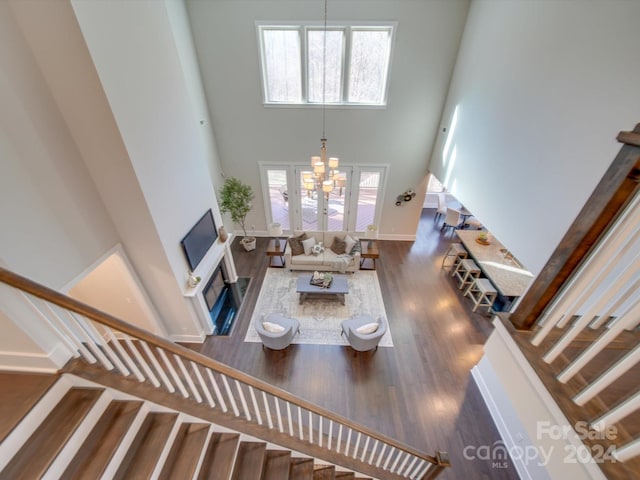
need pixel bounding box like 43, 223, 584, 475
0, 267, 450, 480
530, 191, 640, 463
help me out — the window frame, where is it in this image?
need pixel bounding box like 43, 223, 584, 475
256, 21, 396, 107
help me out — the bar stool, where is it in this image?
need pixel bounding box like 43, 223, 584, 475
441, 243, 468, 271
452, 259, 480, 290
465, 278, 498, 313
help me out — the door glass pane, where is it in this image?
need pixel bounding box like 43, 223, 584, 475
266, 170, 290, 230
355, 171, 381, 231
327, 172, 348, 231
262, 29, 302, 102
300, 169, 319, 231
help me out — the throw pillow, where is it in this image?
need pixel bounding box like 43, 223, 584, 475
302, 236, 316, 256
355, 322, 379, 334
330, 236, 347, 255
344, 234, 357, 256
349, 239, 362, 256
263, 321, 285, 333
288, 232, 308, 256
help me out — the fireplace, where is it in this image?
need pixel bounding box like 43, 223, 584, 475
202, 263, 232, 335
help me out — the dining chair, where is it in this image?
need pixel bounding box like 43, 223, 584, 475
434, 193, 447, 223
441, 208, 461, 236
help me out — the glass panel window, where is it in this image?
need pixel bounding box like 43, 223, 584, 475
262, 29, 302, 103
307, 29, 344, 103
258, 23, 394, 106
348, 29, 391, 104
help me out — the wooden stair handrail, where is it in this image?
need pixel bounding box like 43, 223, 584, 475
0, 266, 442, 469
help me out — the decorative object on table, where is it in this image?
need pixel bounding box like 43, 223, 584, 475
218, 225, 228, 243
219, 176, 256, 251
366, 224, 378, 248
476, 231, 490, 245
187, 273, 201, 288
300, 0, 346, 202
269, 222, 283, 249
395, 189, 416, 206
310, 270, 333, 288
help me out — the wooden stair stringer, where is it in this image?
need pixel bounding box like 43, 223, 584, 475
64, 360, 414, 480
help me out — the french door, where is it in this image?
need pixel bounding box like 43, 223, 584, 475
260, 164, 386, 234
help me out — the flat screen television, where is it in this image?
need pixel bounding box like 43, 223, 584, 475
181, 209, 217, 271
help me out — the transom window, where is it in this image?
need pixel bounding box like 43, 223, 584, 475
258, 23, 395, 106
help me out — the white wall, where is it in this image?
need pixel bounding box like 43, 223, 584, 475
71, 0, 228, 341
428, 0, 640, 274
0, 1, 119, 288
186, 0, 470, 238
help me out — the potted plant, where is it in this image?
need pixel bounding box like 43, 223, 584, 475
219, 177, 256, 251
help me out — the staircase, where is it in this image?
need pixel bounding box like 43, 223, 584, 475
0, 267, 450, 480
0, 374, 372, 479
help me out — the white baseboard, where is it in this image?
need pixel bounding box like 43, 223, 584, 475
169, 331, 206, 343
0, 342, 72, 373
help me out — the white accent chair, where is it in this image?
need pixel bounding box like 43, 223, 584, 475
255, 313, 300, 350
340, 315, 387, 352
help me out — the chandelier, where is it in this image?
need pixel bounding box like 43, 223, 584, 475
303, 0, 344, 201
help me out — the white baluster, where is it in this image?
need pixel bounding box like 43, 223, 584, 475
23, 295, 81, 359
336, 424, 343, 454
575, 345, 640, 406
558, 295, 640, 383
376, 443, 387, 467
141, 341, 175, 393
327, 421, 333, 451
297, 406, 303, 440
344, 428, 352, 457
206, 369, 227, 412
262, 391, 273, 429
353, 432, 361, 459
64, 311, 113, 369
396, 452, 410, 474
174, 355, 201, 402
122, 335, 160, 387
360, 436, 370, 462
308, 411, 313, 443
613, 437, 640, 463
591, 389, 640, 432
191, 362, 214, 407
275, 397, 283, 433
235, 380, 251, 421
157, 349, 188, 397
318, 415, 322, 448
103, 328, 143, 381
249, 386, 262, 425
383, 446, 397, 470
221, 375, 239, 416
412, 461, 430, 480
286, 401, 293, 436
368, 439, 379, 465
404, 456, 418, 477
40, 302, 94, 362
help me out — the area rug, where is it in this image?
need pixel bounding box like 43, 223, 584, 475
244, 269, 393, 347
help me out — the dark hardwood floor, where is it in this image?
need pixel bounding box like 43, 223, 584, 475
184, 209, 520, 479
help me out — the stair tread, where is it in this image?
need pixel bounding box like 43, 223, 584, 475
0, 387, 102, 480
262, 449, 291, 480
334, 473, 355, 479
113, 412, 178, 479
62, 400, 143, 479
313, 464, 335, 479
198, 432, 239, 480
231, 441, 266, 480
0, 372, 57, 443
159, 423, 209, 480
289, 457, 315, 480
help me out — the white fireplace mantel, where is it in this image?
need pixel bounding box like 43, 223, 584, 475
182, 234, 236, 298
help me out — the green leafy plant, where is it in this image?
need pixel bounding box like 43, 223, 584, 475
219, 177, 255, 239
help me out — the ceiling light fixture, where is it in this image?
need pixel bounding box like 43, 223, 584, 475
303, 0, 343, 201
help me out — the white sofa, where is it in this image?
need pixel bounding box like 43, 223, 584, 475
283, 231, 361, 272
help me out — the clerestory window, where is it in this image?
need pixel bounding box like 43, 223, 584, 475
257, 23, 395, 106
